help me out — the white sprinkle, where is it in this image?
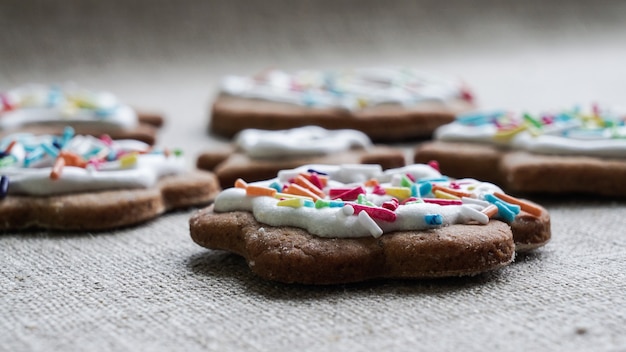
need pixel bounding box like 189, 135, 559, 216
358, 211, 383, 238
461, 204, 489, 225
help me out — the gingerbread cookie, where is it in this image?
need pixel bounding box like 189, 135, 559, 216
210, 68, 475, 142
190, 164, 551, 284
0, 83, 164, 145
414, 106, 626, 196
0, 128, 220, 230
197, 126, 406, 187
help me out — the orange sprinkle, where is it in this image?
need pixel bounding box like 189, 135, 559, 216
431, 184, 472, 198
294, 175, 325, 198
4, 140, 17, 153
59, 151, 87, 168
481, 204, 498, 218
245, 185, 276, 197
494, 192, 543, 217
364, 178, 379, 187
301, 173, 328, 187
234, 178, 248, 189
286, 183, 321, 201
50, 157, 66, 180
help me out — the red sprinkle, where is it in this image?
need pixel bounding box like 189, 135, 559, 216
329, 186, 365, 200
422, 198, 463, 206
372, 185, 386, 195
405, 173, 416, 182
307, 173, 324, 190
382, 198, 399, 211
351, 203, 397, 222
427, 160, 439, 171
401, 197, 420, 205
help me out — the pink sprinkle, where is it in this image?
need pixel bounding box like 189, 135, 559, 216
351, 203, 397, 222
308, 173, 324, 190
592, 102, 600, 116
329, 186, 365, 201
405, 173, 416, 182
401, 197, 419, 205
382, 199, 399, 211
427, 160, 440, 171
282, 184, 289, 192
449, 182, 461, 190
1, 94, 14, 111
100, 134, 113, 146
372, 185, 386, 195
422, 198, 463, 206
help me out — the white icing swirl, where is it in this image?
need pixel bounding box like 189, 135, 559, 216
214, 164, 505, 239
235, 126, 372, 158
0, 83, 138, 131
221, 68, 469, 111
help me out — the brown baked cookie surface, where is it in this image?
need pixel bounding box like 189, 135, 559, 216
416, 141, 626, 197
2, 170, 220, 231
190, 206, 515, 285
209, 68, 475, 142
189, 163, 551, 284
0, 84, 165, 145
196, 126, 406, 187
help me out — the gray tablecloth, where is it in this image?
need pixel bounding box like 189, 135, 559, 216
2, 1, 625, 351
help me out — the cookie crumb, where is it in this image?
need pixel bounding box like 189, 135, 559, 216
575, 327, 588, 335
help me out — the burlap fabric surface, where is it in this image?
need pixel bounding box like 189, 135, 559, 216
1, 1, 625, 351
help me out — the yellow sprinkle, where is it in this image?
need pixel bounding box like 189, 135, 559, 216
434, 189, 460, 200
119, 152, 138, 168
384, 187, 412, 200
277, 198, 304, 208
494, 124, 527, 140
274, 192, 313, 201
357, 98, 368, 108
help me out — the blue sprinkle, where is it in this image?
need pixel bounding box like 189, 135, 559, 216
107, 149, 117, 161
456, 110, 505, 126
269, 181, 282, 192
0, 152, 5, 159
484, 194, 521, 214
493, 200, 516, 223
329, 200, 344, 207
302, 91, 316, 107
0, 175, 8, 199
410, 183, 418, 197
424, 214, 443, 226
42, 143, 59, 158
303, 199, 315, 208
307, 168, 328, 176
418, 177, 448, 183
24, 148, 44, 167
47, 86, 62, 107
61, 126, 75, 148
418, 182, 433, 197
95, 106, 117, 117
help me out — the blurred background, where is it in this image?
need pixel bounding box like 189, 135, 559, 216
2, 0, 626, 156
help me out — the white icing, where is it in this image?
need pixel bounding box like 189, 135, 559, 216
435, 109, 626, 158
220, 68, 468, 111
214, 164, 505, 239
0, 132, 185, 196
0, 83, 138, 131
235, 126, 372, 158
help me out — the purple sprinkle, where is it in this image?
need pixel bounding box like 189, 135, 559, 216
307, 168, 328, 175
0, 175, 8, 200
